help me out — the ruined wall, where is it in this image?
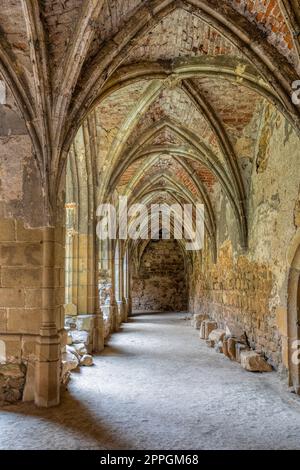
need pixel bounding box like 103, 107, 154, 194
132, 239, 188, 313
189, 103, 300, 370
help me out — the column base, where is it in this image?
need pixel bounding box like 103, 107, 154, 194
109, 301, 119, 333
92, 313, 104, 353
117, 300, 126, 326
34, 332, 61, 408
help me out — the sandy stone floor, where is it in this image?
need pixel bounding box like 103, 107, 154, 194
1, 312, 300, 450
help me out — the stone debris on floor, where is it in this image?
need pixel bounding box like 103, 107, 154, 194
1, 313, 300, 450
62, 315, 95, 385
192, 313, 272, 373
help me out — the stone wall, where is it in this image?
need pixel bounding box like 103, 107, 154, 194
0, 76, 65, 406
132, 239, 188, 313
190, 241, 278, 364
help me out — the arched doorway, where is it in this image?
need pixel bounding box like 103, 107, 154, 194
288, 244, 300, 394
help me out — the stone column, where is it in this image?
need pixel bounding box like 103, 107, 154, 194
64, 202, 77, 316
118, 250, 126, 325
127, 258, 133, 317
0, 218, 64, 407
34, 226, 64, 408
91, 239, 104, 353
110, 241, 119, 332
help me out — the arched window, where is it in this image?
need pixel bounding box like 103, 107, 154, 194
114, 241, 120, 302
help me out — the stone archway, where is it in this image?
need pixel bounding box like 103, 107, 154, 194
288, 243, 300, 394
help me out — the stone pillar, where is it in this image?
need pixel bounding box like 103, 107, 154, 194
127, 259, 133, 317
118, 252, 127, 323
91, 241, 104, 352
64, 202, 77, 315
0, 217, 64, 408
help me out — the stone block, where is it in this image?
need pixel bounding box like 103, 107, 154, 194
80, 354, 93, 366
25, 289, 43, 308
0, 243, 42, 266
225, 322, 246, 342
67, 332, 73, 345
1, 267, 42, 288
215, 340, 224, 354
240, 351, 273, 372
60, 329, 68, 348
76, 314, 94, 332
22, 361, 35, 402
0, 288, 25, 308
236, 343, 250, 363
21, 336, 37, 360
0, 219, 15, 241
61, 350, 79, 386
205, 320, 218, 340
227, 337, 238, 361
16, 221, 42, 242
199, 321, 206, 339
66, 345, 80, 360
0, 339, 6, 363
208, 329, 226, 347
69, 330, 90, 345
7, 308, 42, 335
64, 303, 77, 316
0, 309, 7, 332
72, 343, 87, 356
223, 338, 230, 358
191, 313, 208, 329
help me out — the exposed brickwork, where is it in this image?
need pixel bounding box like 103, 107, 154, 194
231, 0, 297, 65
40, 0, 84, 78
189, 161, 217, 191
124, 8, 243, 65
126, 86, 222, 157
193, 77, 261, 156
84, 0, 143, 64
0, 1, 34, 96
126, 155, 199, 198
94, 81, 149, 172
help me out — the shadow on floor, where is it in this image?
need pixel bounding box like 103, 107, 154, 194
1, 390, 133, 449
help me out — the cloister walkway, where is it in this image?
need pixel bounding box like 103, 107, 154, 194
1, 312, 300, 450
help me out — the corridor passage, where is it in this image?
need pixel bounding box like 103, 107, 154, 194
1, 313, 300, 450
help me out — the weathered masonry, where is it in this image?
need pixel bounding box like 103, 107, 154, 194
0, 0, 300, 407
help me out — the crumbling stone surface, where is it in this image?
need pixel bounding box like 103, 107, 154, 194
72, 343, 88, 357
236, 343, 250, 363
227, 337, 238, 361
0, 363, 26, 405
241, 351, 273, 372
69, 330, 89, 345
61, 350, 79, 385
191, 313, 208, 330
208, 329, 226, 347
202, 320, 218, 340
132, 239, 188, 313
0, 0, 299, 408
80, 355, 94, 367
